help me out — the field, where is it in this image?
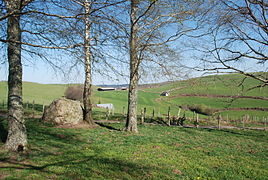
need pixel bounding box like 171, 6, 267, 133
1, 73, 267, 121
0, 118, 268, 179
0, 74, 268, 179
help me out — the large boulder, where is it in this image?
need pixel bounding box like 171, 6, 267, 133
42, 98, 83, 125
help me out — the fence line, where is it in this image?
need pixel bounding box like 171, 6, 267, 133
97, 106, 267, 131
1, 102, 267, 130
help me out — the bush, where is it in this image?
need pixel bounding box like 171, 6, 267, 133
186, 104, 216, 115
64, 85, 83, 101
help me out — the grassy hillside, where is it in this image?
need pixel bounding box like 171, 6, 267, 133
0, 73, 267, 119
0, 81, 67, 105
144, 73, 268, 97
95, 74, 268, 118
0, 119, 267, 179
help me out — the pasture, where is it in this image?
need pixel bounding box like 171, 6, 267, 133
0, 118, 268, 179
1, 73, 267, 121
0, 73, 268, 179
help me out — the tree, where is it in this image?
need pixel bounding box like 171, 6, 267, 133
82, 0, 94, 124
0, 0, 84, 151
188, 0, 268, 89
125, 0, 139, 132
2, 0, 33, 152
52, 0, 126, 125
124, 0, 204, 132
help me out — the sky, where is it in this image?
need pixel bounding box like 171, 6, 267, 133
0, 59, 129, 85
0, 0, 267, 85
1, 51, 267, 85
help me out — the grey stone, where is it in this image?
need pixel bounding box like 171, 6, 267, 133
42, 98, 83, 125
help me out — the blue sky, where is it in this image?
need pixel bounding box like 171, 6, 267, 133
0, 53, 130, 85
1, 0, 267, 85
0, 40, 267, 85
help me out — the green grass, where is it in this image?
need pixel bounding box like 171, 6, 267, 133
0, 81, 67, 105
146, 73, 268, 97
0, 118, 267, 179
1, 73, 268, 120
141, 73, 268, 118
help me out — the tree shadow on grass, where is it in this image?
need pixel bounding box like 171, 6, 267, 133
95, 122, 121, 131
203, 127, 268, 142
0, 155, 157, 179
0, 118, 161, 179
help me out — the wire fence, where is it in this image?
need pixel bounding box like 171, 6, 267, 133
97, 106, 268, 131
1, 101, 267, 130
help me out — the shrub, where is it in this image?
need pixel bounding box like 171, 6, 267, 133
64, 85, 83, 101
186, 104, 216, 115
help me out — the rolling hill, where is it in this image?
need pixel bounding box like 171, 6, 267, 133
0, 73, 267, 119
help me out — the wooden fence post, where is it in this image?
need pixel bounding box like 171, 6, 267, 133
26, 101, 29, 109
141, 109, 144, 124
177, 108, 181, 119
265, 117, 267, 131
152, 108, 155, 119
195, 113, 199, 128
42, 102, 45, 114
217, 114, 221, 130
2, 100, 4, 108
144, 107, 147, 122
167, 107, 171, 126
176, 108, 181, 126
32, 100, 35, 118
242, 116, 245, 130
105, 108, 110, 121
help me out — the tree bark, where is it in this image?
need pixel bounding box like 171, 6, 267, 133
83, 0, 94, 125
125, 0, 139, 133
4, 1, 27, 152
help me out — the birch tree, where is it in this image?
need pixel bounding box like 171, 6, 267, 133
1, 0, 33, 152
124, 0, 204, 132
125, 0, 139, 132
0, 0, 85, 151
55, 0, 126, 124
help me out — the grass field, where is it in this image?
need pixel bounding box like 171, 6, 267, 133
0, 73, 267, 120
0, 81, 67, 105
0, 118, 267, 180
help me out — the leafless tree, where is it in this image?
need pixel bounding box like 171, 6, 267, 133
0, 0, 87, 151
187, 0, 268, 89
48, 0, 127, 125
1, 0, 34, 152
1, 0, 126, 137
122, 0, 206, 132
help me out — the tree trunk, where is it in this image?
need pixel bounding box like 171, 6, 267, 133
4, 1, 27, 152
125, 0, 139, 133
83, 0, 94, 125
